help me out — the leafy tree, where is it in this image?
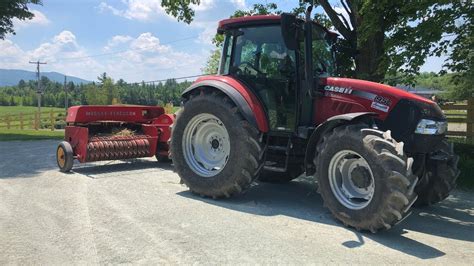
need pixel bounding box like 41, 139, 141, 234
202, 49, 221, 75
0, 0, 42, 39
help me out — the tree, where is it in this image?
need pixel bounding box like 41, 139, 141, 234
0, 0, 42, 39
314, 0, 473, 83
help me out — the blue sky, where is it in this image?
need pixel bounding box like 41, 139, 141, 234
0, 0, 446, 82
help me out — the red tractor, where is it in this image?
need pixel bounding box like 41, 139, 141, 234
171, 9, 459, 232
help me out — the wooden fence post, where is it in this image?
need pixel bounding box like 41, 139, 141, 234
467, 97, 474, 141
50, 110, 54, 131
20, 112, 24, 130
34, 112, 39, 130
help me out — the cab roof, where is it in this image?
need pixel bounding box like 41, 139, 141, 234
218, 15, 281, 33
217, 14, 336, 37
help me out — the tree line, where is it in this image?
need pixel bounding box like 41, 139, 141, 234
0, 73, 192, 108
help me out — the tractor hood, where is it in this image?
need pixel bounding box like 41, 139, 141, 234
321, 77, 444, 120
322, 77, 433, 105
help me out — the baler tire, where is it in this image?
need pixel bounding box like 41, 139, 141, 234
314, 124, 418, 232
414, 140, 460, 206
258, 164, 304, 183
171, 90, 265, 198
57, 141, 74, 172
156, 154, 172, 163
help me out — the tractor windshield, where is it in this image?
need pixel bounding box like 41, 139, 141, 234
219, 25, 298, 130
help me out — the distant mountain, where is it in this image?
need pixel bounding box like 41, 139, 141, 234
0, 69, 91, 86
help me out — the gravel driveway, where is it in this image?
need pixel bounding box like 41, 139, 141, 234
0, 140, 473, 264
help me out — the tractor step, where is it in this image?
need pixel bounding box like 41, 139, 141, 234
263, 165, 287, 173
263, 137, 293, 173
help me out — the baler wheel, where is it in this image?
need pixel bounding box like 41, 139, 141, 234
57, 141, 74, 172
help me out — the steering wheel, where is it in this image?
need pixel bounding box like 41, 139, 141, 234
237, 61, 263, 75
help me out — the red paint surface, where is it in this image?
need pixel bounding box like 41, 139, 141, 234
66, 105, 165, 124
194, 75, 269, 132
314, 77, 435, 124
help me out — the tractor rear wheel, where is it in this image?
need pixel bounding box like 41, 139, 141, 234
171, 90, 264, 198
314, 124, 418, 232
414, 140, 460, 206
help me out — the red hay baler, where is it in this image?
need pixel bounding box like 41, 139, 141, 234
56, 105, 174, 172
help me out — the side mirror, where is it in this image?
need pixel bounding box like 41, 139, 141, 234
281, 13, 298, 50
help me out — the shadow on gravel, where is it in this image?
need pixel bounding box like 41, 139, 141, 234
178, 177, 474, 260
73, 160, 174, 178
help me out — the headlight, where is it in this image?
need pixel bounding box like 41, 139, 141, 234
415, 119, 447, 135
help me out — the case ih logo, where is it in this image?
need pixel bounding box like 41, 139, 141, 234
85, 111, 136, 117
324, 85, 353, 94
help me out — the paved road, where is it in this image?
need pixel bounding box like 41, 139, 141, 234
1, 140, 473, 264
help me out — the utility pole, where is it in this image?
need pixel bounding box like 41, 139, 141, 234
64, 75, 68, 110
29, 61, 47, 115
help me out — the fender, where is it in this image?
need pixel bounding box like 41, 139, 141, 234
182, 77, 269, 132
304, 112, 377, 175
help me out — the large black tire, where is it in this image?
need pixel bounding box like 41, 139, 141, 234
57, 141, 74, 172
171, 90, 265, 198
258, 164, 304, 183
414, 140, 460, 206
314, 124, 418, 232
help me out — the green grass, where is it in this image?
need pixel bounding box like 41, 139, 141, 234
0, 106, 65, 116
0, 129, 64, 141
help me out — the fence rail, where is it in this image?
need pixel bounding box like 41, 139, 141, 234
0, 110, 66, 130
441, 97, 473, 139
0, 100, 472, 139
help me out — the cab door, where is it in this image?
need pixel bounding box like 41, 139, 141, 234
228, 25, 298, 132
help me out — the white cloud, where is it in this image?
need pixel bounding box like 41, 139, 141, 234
13, 10, 50, 29
98, 0, 167, 21
104, 35, 133, 51
98, 0, 245, 22
230, 0, 246, 9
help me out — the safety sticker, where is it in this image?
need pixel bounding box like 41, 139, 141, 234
371, 101, 389, 112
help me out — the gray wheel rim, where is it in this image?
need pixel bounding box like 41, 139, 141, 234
328, 150, 375, 210
182, 113, 230, 177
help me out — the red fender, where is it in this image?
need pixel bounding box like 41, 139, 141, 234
183, 75, 269, 132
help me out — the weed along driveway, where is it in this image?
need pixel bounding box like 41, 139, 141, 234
0, 140, 473, 264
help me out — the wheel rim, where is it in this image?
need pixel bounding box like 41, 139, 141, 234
182, 113, 230, 177
328, 150, 375, 210
57, 146, 66, 168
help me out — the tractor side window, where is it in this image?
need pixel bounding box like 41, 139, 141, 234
299, 25, 335, 77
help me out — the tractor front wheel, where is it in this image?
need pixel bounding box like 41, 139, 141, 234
315, 124, 418, 232
171, 90, 264, 198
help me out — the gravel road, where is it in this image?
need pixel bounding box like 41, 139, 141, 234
1, 140, 473, 264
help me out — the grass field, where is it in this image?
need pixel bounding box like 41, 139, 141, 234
0, 106, 65, 116
0, 129, 64, 141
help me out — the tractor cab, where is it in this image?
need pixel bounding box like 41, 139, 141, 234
217, 14, 336, 133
